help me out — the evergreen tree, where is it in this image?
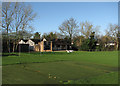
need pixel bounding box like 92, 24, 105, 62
89, 32, 97, 51
34, 32, 40, 39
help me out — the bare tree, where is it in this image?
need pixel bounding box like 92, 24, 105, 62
2, 2, 36, 52
105, 24, 118, 50
80, 21, 100, 39
12, 3, 36, 52
59, 17, 79, 45
2, 2, 16, 52
73, 35, 85, 47
106, 24, 118, 38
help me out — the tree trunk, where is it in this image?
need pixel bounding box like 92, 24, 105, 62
12, 41, 15, 52
6, 27, 10, 53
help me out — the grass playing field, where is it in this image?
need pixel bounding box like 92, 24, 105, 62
2, 51, 118, 84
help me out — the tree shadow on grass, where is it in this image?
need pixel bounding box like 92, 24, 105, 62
2, 53, 19, 57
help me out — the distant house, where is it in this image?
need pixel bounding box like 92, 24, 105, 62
18, 38, 71, 52
17, 44, 29, 52
18, 38, 52, 52
26, 39, 35, 51
52, 39, 70, 51
18, 40, 29, 52
105, 41, 116, 47
96, 41, 116, 47
96, 41, 117, 50
19, 40, 26, 44
96, 43, 99, 46
34, 38, 52, 52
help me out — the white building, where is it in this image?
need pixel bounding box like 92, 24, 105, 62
19, 39, 35, 51
19, 40, 26, 44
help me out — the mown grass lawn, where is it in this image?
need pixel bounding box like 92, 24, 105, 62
2, 51, 118, 84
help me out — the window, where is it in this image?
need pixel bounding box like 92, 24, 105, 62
44, 41, 51, 50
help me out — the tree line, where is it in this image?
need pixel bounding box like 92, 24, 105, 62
34, 18, 118, 51
2, 2, 119, 52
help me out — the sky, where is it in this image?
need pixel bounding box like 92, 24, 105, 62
26, 2, 118, 35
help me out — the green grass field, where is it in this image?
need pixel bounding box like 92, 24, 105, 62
2, 51, 118, 84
